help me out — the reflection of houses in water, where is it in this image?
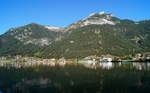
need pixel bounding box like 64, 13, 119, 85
86, 59, 96, 65
132, 63, 150, 70
78, 58, 97, 69
133, 63, 143, 70
84, 59, 97, 69
146, 63, 150, 70
99, 62, 113, 69
80, 59, 96, 66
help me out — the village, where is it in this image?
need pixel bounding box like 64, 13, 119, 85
0, 52, 150, 68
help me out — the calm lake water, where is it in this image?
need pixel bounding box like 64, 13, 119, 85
0, 62, 150, 93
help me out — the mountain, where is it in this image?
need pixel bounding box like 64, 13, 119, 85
0, 11, 150, 58
0, 23, 63, 56
37, 12, 150, 59
66, 11, 120, 29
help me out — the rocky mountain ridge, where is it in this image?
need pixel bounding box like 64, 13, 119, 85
0, 11, 150, 58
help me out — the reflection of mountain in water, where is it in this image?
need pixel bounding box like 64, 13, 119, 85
0, 90, 3, 93
11, 78, 55, 93
1, 63, 150, 93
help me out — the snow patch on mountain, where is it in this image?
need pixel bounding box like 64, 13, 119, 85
45, 26, 60, 30
83, 18, 115, 26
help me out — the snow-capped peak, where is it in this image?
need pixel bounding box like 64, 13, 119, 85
79, 11, 117, 26
88, 11, 106, 17
68, 11, 120, 29
82, 18, 115, 26
45, 26, 60, 30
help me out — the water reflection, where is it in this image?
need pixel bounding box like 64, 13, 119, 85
0, 90, 3, 93
0, 62, 150, 93
82, 62, 150, 71
1, 62, 150, 71
132, 62, 150, 70
99, 62, 113, 69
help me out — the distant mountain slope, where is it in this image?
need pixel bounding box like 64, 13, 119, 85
37, 12, 150, 59
0, 12, 150, 58
37, 25, 141, 58
66, 11, 120, 29
0, 23, 63, 56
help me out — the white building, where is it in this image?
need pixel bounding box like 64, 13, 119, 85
101, 58, 113, 62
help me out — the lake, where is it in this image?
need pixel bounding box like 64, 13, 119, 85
0, 62, 150, 93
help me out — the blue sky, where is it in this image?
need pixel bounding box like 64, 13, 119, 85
0, 0, 150, 35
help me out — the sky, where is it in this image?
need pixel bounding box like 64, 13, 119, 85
0, 0, 150, 35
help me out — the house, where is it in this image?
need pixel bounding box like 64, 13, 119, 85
58, 58, 66, 66
101, 58, 113, 62
15, 55, 22, 60
143, 52, 150, 59
100, 54, 114, 62
134, 53, 142, 60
